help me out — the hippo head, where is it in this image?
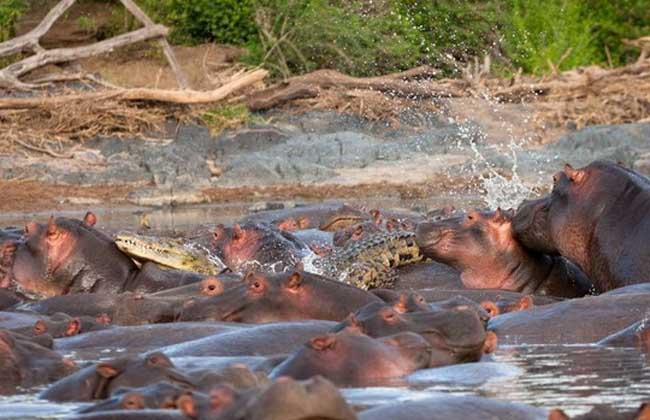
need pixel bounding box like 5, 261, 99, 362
212, 223, 304, 272
334, 303, 496, 366
5, 213, 137, 298
41, 352, 194, 402
317, 204, 369, 231
513, 161, 647, 281
0, 329, 76, 394
270, 327, 431, 386
33, 313, 110, 339
178, 270, 366, 323
180, 376, 356, 420
416, 209, 529, 289
78, 382, 185, 413
371, 289, 431, 313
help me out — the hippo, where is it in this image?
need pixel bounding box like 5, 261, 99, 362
333, 303, 496, 366
513, 160, 650, 292
16, 312, 111, 339
189, 363, 267, 391
416, 209, 593, 297
0, 289, 21, 310
55, 322, 247, 354
148, 273, 243, 299
414, 288, 561, 308
71, 410, 182, 419
370, 289, 432, 312
597, 320, 650, 351
176, 270, 381, 323
178, 376, 356, 420
21, 292, 179, 325
0, 329, 76, 394
1, 213, 139, 298
40, 352, 194, 402
242, 203, 370, 232
391, 261, 463, 291
211, 223, 310, 273
488, 292, 650, 344
549, 403, 650, 419
77, 382, 187, 413
270, 328, 432, 386
160, 320, 335, 357
358, 395, 546, 420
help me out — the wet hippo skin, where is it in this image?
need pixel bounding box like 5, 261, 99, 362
513, 160, 650, 292
416, 209, 592, 297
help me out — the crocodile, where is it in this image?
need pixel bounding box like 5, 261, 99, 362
114, 229, 425, 290
114, 233, 226, 275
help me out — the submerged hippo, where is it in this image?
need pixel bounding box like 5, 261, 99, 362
78, 382, 187, 413
333, 302, 496, 366
178, 376, 356, 420
177, 270, 380, 323
270, 327, 431, 386
416, 209, 592, 297
242, 203, 370, 232
0, 329, 76, 394
488, 292, 650, 344
40, 352, 194, 402
513, 160, 650, 292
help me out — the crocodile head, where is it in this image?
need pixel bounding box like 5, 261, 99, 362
114, 232, 224, 275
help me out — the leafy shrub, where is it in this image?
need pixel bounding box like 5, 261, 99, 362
244, 0, 423, 77
391, 0, 507, 75
137, 0, 257, 45
0, 0, 27, 42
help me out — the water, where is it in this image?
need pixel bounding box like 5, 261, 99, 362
1, 345, 647, 418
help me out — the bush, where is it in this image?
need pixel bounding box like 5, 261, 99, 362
137, 0, 257, 45
244, 0, 424, 77
0, 0, 27, 42
392, 0, 507, 75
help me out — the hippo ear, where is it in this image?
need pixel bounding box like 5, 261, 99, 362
309, 334, 336, 351
121, 392, 145, 410
177, 394, 198, 418
285, 271, 302, 291
33, 320, 48, 335
46, 216, 60, 238
517, 295, 534, 311
393, 294, 409, 314
96, 362, 121, 379
482, 331, 498, 354
209, 385, 236, 410
346, 313, 362, 331
548, 409, 571, 420
493, 208, 512, 224
65, 318, 81, 337
232, 224, 243, 240
83, 212, 97, 227
480, 301, 499, 318
297, 216, 310, 229
146, 352, 173, 367
213, 224, 225, 240
564, 163, 586, 183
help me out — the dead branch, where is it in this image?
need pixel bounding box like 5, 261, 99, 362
0, 0, 76, 57
246, 82, 318, 111
118, 0, 189, 89
0, 69, 268, 110
0, 25, 169, 89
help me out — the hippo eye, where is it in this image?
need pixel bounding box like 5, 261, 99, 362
208, 285, 216, 291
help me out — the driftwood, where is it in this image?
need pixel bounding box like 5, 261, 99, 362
245, 66, 467, 111
0, 69, 268, 110
0, 0, 187, 89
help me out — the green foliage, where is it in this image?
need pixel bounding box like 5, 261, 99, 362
502, 0, 650, 74
136, 0, 257, 45
0, 0, 27, 42
392, 0, 507, 75
244, 0, 423, 77
201, 104, 252, 135
76, 15, 98, 34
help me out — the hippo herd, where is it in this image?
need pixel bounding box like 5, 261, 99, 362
0, 159, 649, 419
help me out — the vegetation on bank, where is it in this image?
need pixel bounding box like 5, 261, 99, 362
2, 0, 649, 77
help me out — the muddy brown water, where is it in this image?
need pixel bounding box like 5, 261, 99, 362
1, 199, 649, 419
